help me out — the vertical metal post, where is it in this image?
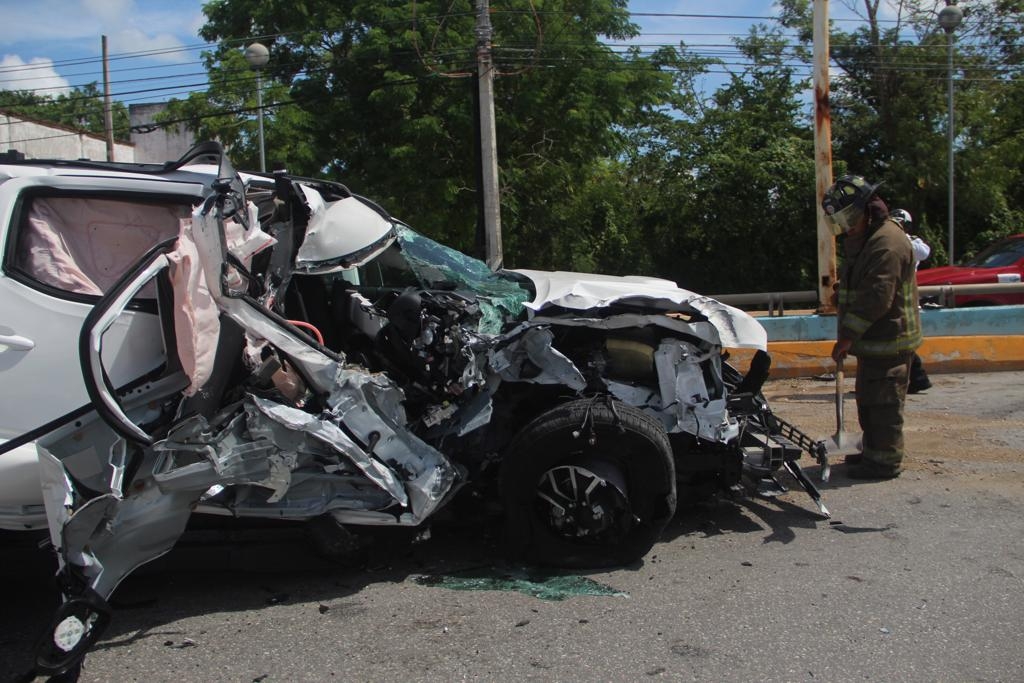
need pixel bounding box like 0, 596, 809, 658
102, 35, 115, 161
244, 42, 270, 173
938, 0, 963, 265
812, 0, 836, 313
255, 69, 266, 173
945, 30, 955, 264
476, 0, 503, 270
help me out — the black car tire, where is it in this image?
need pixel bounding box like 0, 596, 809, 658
305, 514, 367, 563
500, 398, 676, 568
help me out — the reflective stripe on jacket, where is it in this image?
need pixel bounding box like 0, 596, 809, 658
837, 219, 922, 358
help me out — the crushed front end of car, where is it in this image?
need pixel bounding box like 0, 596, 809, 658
7, 143, 828, 676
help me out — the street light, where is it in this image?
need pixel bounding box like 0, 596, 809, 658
938, 0, 963, 265
244, 42, 270, 173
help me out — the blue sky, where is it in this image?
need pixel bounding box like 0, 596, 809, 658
0, 0, 877, 105
0, 0, 207, 100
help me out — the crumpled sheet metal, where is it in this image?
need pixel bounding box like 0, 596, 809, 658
191, 204, 458, 522
512, 269, 767, 351
527, 313, 723, 349
599, 339, 738, 443
248, 396, 409, 507
325, 369, 458, 522
153, 412, 282, 494
205, 470, 395, 518
38, 448, 74, 567
153, 396, 415, 518
653, 339, 738, 443
489, 326, 587, 391
39, 446, 198, 599
452, 387, 495, 437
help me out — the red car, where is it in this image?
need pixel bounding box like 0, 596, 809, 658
917, 233, 1024, 306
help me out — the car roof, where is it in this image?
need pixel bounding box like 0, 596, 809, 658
0, 141, 267, 189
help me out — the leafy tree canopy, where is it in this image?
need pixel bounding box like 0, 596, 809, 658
167, 0, 1024, 292
780, 0, 1024, 264
173, 0, 677, 262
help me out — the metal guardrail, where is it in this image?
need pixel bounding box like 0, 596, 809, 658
710, 282, 1024, 316
708, 290, 817, 316
920, 282, 1024, 308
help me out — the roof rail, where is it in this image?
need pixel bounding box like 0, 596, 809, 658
160, 140, 224, 172
0, 140, 227, 176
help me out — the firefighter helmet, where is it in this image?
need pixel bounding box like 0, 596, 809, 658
890, 208, 913, 232
821, 175, 881, 236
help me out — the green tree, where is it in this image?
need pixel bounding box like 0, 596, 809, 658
159, 48, 317, 173
633, 26, 817, 294
0, 83, 131, 141
180, 0, 676, 266
780, 0, 1024, 264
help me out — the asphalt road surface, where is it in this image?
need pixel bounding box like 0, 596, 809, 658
3, 371, 1022, 682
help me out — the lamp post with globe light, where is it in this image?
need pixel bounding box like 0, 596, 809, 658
938, 0, 963, 265
244, 42, 270, 173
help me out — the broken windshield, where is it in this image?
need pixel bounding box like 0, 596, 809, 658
358, 225, 531, 334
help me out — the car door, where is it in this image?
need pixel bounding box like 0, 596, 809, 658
0, 174, 204, 442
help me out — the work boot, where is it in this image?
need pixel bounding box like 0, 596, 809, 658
908, 378, 932, 394
846, 461, 901, 480
843, 452, 863, 465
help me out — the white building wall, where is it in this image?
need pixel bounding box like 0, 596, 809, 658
129, 103, 195, 164
0, 113, 134, 161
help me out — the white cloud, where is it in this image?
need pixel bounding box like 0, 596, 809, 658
0, 0, 203, 63
83, 0, 136, 23
109, 28, 189, 63
0, 55, 71, 96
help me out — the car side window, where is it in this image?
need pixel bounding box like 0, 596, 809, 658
10, 194, 189, 298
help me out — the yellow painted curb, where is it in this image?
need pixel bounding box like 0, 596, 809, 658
727, 335, 1024, 378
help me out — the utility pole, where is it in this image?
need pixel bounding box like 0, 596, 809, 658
244, 43, 270, 173
938, 0, 963, 265
812, 0, 835, 314
475, 0, 503, 270
102, 35, 114, 161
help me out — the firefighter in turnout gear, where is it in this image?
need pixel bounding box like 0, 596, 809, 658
890, 208, 933, 394
822, 175, 922, 479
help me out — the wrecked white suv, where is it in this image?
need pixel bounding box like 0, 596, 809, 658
0, 143, 827, 675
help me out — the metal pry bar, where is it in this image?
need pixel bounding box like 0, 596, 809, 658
784, 460, 831, 518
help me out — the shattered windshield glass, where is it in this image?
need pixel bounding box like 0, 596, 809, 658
363, 225, 531, 334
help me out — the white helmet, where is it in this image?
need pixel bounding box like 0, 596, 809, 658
890, 208, 913, 231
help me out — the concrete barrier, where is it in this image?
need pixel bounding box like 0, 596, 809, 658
726, 305, 1024, 378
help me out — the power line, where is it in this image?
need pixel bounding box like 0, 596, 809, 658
0, 4, 1019, 118
2, 47, 1018, 114
0, 4, 1010, 79
0, 28, 1011, 85
4, 70, 455, 146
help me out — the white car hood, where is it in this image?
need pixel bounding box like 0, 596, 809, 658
511, 269, 767, 351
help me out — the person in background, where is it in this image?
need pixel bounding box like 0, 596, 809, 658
890, 208, 933, 393
822, 175, 922, 479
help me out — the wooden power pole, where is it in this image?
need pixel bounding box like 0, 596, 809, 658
102, 35, 115, 162
812, 1, 836, 313
475, 0, 503, 270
